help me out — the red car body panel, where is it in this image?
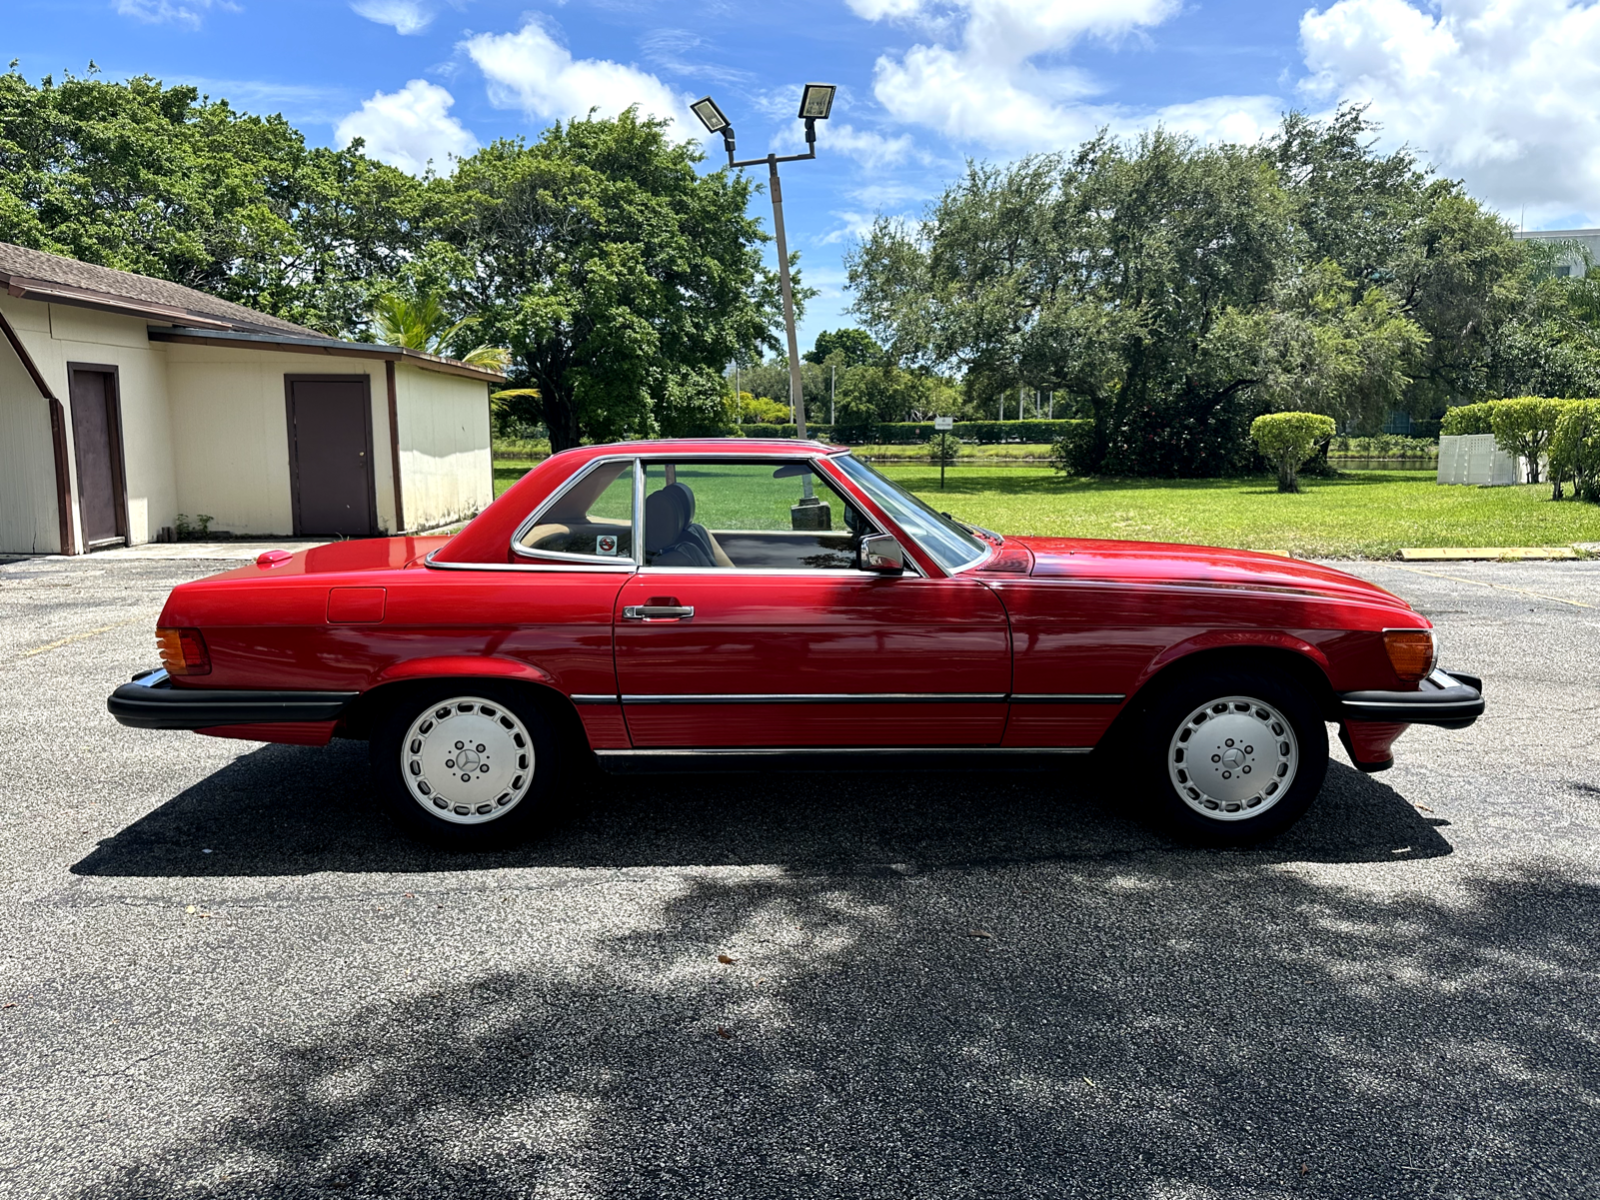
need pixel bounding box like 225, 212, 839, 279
612, 572, 1010, 747
140, 439, 1456, 770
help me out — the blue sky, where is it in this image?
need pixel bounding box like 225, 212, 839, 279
9, 0, 1600, 351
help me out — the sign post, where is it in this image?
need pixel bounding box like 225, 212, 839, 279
934, 416, 954, 489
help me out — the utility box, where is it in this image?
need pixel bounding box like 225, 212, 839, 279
1437, 434, 1522, 486
791, 496, 832, 530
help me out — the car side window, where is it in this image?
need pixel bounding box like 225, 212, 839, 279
516, 460, 635, 562
642, 461, 873, 570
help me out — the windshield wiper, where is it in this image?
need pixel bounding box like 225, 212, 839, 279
943, 513, 1002, 543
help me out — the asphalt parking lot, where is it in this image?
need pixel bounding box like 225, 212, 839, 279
1, 552, 1597, 1199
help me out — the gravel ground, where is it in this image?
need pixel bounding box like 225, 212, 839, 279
0, 553, 1596, 1199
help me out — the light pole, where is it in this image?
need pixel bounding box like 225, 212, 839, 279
693, 86, 836, 526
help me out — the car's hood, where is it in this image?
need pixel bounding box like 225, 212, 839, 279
1011, 536, 1412, 610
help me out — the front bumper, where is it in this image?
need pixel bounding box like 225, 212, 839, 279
107, 668, 357, 731
1337, 667, 1485, 731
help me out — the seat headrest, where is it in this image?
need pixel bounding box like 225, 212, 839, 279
666, 481, 696, 523
644, 488, 688, 552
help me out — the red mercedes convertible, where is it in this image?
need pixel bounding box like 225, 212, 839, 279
110, 439, 1483, 847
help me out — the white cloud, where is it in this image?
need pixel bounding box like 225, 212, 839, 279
351, 0, 434, 35
769, 122, 922, 168
827, 123, 923, 167
847, 0, 927, 18
113, 0, 238, 29
1144, 94, 1283, 146
335, 79, 479, 175
850, 0, 1281, 150
819, 211, 892, 245
1299, 0, 1600, 224
464, 19, 687, 127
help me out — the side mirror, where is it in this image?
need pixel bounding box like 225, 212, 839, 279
860, 533, 906, 574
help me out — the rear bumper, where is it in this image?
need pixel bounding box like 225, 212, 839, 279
1336, 667, 1485, 731
107, 668, 356, 731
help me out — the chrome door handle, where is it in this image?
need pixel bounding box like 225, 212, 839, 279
622, 605, 694, 621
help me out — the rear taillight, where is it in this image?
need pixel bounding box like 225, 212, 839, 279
1382, 628, 1436, 683
156, 627, 211, 676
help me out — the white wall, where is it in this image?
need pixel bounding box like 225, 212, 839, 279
0, 300, 61, 554
394, 364, 492, 531
0, 297, 177, 548
162, 346, 398, 536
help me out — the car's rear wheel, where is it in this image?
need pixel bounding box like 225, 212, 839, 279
1136, 667, 1328, 843
370, 683, 561, 848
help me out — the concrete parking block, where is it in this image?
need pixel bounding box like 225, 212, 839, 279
1399, 546, 1579, 561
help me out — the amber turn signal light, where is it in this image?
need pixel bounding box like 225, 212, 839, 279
1382, 629, 1436, 682
156, 627, 211, 676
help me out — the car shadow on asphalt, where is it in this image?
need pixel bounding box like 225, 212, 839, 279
72, 740, 1450, 877
65, 838, 1593, 1200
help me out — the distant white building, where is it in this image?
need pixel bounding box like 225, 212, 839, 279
1513, 228, 1600, 277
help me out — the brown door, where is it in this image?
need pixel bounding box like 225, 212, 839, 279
68, 367, 127, 548
285, 376, 376, 538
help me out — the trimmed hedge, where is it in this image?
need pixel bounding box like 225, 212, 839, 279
1551, 400, 1600, 502
1250, 412, 1338, 493
1440, 402, 1498, 436
739, 419, 1088, 445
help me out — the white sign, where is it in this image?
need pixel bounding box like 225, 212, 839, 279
933, 416, 954, 431
596, 534, 619, 556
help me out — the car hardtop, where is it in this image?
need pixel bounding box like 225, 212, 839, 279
432, 438, 857, 567
547, 437, 849, 461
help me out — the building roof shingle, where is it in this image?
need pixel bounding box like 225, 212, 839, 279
0, 241, 322, 337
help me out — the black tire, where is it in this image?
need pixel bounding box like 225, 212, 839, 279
1135, 667, 1328, 844
370, 682, 566, 849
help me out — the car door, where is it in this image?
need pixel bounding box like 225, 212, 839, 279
612, 458, 1011, 749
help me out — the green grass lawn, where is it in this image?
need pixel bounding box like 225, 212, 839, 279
493, 461, 1600, 559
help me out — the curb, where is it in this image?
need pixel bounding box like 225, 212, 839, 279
1398, 547, 1582, 561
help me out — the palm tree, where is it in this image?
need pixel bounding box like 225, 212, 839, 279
370, 291, 510, 371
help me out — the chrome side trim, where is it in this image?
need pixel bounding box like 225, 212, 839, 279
620, 693, 1008, 705
424, 550, 634, 574
1340, 698, 1471, 711
509, 456, 643, 567
1009, 693, 1126, 704
597, 746, 1094, 758
571, 694, 620, 705
633, 566, 916, 577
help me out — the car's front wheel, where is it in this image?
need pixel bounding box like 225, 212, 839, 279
1137, 668, 1328, 843
370, 684, 561, 848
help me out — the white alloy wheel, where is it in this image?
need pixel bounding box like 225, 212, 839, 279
1167, 695, 1299, 822
400, 695, 535, 825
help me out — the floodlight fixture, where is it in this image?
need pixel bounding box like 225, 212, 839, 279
691, 95, 730, 134
692, 81, 840, 449
797, 83, 837, 121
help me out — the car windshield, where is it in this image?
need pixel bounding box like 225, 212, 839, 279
831, 453, 988, 573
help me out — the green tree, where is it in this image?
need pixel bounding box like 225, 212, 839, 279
0, 68, 423, 334
852, 129, 1296, 474
1251, 412, 1337, 493
848, 108, 1520, 475
804, 328, 880, 366
423, 110, 787, 451
1485, 241, 1600, 400
737, 393, 791, 425
1550, 400, 1600, 502
370, 289, 508, 369
1490, 397, 1567, 488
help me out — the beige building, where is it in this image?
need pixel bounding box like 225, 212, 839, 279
0, 242, 502, 556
